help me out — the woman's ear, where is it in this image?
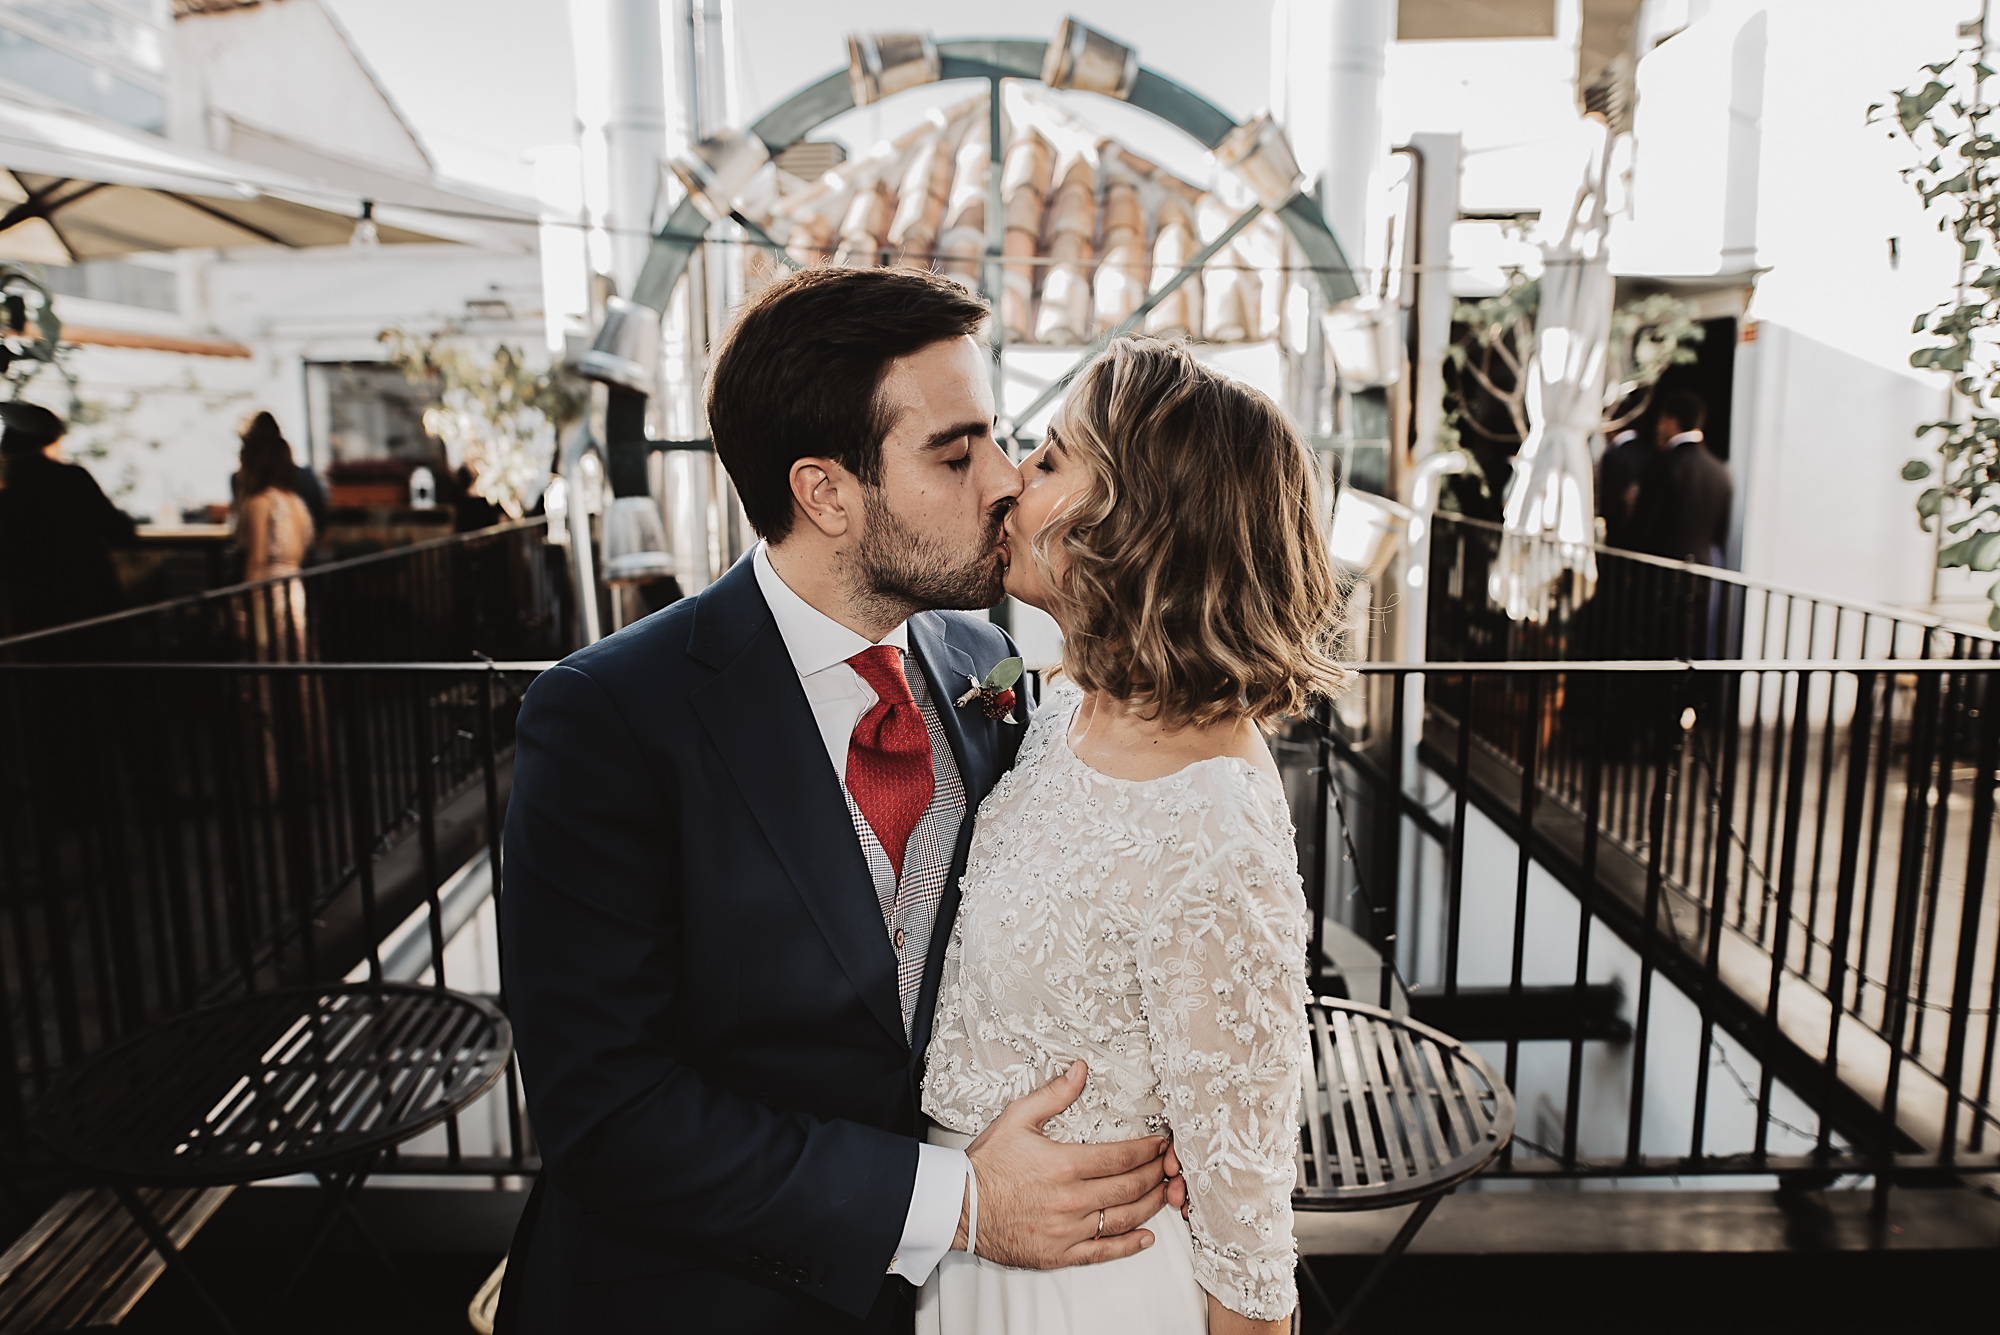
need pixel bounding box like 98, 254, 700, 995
788, 458, 853, 538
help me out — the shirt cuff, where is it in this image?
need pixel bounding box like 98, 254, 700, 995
886, 1143, 970, 1284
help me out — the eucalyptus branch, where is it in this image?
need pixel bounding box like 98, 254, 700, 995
1452, 410, 1523, 445
1460, 356, 1517, 411
1878, 41, 2000, 624
1446, 267, 1701, 463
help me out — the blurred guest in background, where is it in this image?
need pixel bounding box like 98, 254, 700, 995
452, 463, 504, 532
1637, 391, 1732, 567
1596, 424, 1648, 550
237, 412, 328, 536
235, 413, 316, 583
0, 402, 135, 637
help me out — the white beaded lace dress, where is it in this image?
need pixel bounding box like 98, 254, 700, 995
917, 679, 1309, 1333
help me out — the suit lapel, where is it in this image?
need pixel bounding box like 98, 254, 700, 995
906, 612, 984, 798
905, 614, 994, 1064
688, 564, 906, 1048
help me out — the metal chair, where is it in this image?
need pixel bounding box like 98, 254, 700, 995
1292, 997, 1514, 1335
35, 982, 513, 1334
600, 496, 675, 630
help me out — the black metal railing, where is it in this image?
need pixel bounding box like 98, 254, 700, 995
1428, 512, 1997, 664
6, 646, 1991, 1197
1291, 661, 2000, 1189
0, 519, 569, 665
0, 661, 549, 1177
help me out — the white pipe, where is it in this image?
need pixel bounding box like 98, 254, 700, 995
1324, 0, 1394, 276
604, 0, 668, 296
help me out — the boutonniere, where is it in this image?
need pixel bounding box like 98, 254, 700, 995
954, 655, 1023, 723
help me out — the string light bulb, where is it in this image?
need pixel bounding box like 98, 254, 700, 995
351, 199, 379, 254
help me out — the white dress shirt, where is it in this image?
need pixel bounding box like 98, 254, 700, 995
751, 542, 973, 1285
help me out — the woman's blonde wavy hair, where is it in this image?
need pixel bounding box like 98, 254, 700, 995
1031, 336, 1345, 731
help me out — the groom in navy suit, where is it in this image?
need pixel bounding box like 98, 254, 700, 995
498, 267, 1181, 1333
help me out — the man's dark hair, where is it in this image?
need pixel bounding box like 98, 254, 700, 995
706, 265, 989, 541
1658, 390, 1707, 434
0, 402, 65, 456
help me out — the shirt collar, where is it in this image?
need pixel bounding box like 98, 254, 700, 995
1667, 430, 1704, 448
753, 540, 908, 678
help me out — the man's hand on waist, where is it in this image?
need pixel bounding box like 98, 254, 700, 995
954, 1061, 1173, 1269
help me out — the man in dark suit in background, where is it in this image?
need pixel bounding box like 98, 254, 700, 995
0, 402, 134, 639
1596, 425, 1649, 550
1638, 390, 1733, 567
497, 267, 1181, 1334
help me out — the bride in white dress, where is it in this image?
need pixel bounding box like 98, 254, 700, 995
918, 338, 1343, 1335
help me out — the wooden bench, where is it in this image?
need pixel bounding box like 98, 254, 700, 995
0, 1187, 234, 1332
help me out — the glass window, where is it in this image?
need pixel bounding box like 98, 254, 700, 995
0, 0, 164, 76
0, 26, 164, 131
305, 362, 445, 469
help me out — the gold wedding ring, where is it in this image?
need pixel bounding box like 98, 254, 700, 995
1095, 1209, 1105, 1239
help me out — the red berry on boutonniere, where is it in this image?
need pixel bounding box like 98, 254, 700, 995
954, 656, 1024, 724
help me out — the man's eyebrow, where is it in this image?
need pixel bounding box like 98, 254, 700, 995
919, 420, 992, 451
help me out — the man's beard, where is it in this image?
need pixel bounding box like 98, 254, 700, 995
852, 485, 1008, 621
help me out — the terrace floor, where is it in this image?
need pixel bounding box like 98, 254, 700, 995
114, 1184, 1998, 1334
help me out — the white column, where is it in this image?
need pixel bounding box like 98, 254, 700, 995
1405, 132, 1461, 471
1324, 0, 1396, 279
603, 0, 669, 297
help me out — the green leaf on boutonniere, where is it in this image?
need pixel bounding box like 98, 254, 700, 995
983, 656, 1023, 691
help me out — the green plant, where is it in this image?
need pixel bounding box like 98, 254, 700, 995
0, 263, 71, 487
0, 263, 66, 396
381, 330, 586, 518
1876, 45, 2000, 625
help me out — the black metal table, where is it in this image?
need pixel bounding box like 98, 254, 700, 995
34, 982, 513, 1333
1292, 998, 1515, 1335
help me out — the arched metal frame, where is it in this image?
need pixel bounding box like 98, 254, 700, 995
603, 37, 1360, 436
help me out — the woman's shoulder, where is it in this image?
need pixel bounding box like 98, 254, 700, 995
1157, 738, 1296, 861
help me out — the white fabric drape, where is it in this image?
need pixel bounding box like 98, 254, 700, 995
1491, 118, 1618, 623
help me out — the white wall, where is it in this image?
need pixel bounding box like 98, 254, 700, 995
1381, 0, 1586, 217
174, 0, 431, 174
45, 246, 544, 519
1618, 0, 1969, 611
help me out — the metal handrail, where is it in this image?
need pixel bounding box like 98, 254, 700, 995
0, 516, 549, 653
1434, 511, 2000, 646
1310, 659, 2000, 1185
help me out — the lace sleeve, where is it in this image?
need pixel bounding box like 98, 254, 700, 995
1137, 771, 1308, 1322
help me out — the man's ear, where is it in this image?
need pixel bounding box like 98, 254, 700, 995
788, 457, 855, 539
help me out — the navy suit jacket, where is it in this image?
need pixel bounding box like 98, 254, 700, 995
497, 554, 1029, 1333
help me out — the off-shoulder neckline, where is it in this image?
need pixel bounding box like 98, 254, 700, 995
1049, 681, 1284, 793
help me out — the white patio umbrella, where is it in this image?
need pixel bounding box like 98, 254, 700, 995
1489, 118, 1617, 623
0, 96, 447, 263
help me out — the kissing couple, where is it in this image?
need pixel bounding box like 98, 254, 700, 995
497, 265, 1342, 1334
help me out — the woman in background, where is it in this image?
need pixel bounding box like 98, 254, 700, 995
236, 412, 315, 584
235, 412, 316, 660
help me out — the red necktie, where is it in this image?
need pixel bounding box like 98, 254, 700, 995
845, 645, 934, 882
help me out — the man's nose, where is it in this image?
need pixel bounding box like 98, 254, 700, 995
983, 436, 1024, 500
